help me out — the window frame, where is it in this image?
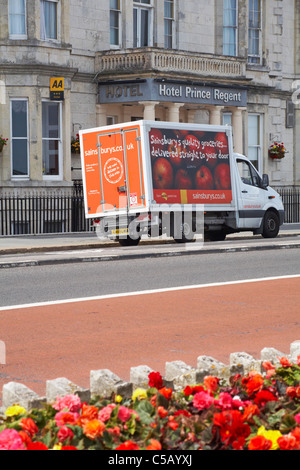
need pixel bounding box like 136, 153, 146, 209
42, 100, 63, 181
133, 0, 153, 48
248, 0, 262, 64
40, 0, 60, 42
10, 98, 29, 179
110, 0, 122, 48
164, 0, 176, 49
247, 113, 263, 173
223, 0, 238, 57
9, 0, 27, 40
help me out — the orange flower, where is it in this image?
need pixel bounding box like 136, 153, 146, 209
157, 406, 168, 418
78, 404, 99, 426
248, 435, 272, 450
147, 439, 162, 450
158, 387, 172, 400
204, 376, 219, 393
279, 356, 292, 368
242, 404, 260, 422
19, 418, 39, 437
83, 419, 105, 440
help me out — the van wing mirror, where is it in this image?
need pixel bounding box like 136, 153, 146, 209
262, 174, 269, 189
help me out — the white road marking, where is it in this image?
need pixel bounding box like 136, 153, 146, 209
0, 274, 300, 311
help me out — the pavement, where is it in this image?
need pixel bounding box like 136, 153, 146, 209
0, 224, 299, 268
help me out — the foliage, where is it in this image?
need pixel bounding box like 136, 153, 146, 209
1, 357, 300, 450
268, 142, 286, 160
71, 134, 80, 154
0, 136, 8, 150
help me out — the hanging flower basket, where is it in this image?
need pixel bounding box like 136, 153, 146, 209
0, 136, 8, 153
268, 142, 286, 160
71, 134, 80, 154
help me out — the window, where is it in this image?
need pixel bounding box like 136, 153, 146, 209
237, 159, 261, 187
164, 0, 175, 49
110, 0, 121, 47
40, 0, 58, 40
248, 0, 262, 64
11, 99, 29, 177
223, 112, 232, 126
223, 0, 237, 56
133, 0, 152, 47
9, 0, 27, 39
248, 114, 262, 172
42, 101, 62, 178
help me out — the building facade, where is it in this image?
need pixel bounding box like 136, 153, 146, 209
0, 0, 299, 202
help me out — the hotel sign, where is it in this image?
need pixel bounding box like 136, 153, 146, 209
99, 79, 247, 107
50, 77, 64, 101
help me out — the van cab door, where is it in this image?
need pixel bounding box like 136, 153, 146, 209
236, 158, 266, 229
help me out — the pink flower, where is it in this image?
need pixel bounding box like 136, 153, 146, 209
0, 429, 26, 450
52, 394, 81, 413
57, 425, 74, 443
295, 413, 300, 425
98, 404, 116, 422
193, 391, 214, 411
215, 392, 233, 410
55, 411, 80, 427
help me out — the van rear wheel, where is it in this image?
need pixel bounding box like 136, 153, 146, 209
262, 211, 280, 238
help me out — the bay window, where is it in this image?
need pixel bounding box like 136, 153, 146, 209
11, 99, 29, 177
40, 0, 58, 41
42, 101, 62, 179
9, 0, 27, 39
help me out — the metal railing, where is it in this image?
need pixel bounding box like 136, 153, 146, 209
0, 189, 92, 236
275, 187, 300, 224
0, 186, 299, 236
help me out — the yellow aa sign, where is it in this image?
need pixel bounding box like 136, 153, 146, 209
50, 77, 64, 100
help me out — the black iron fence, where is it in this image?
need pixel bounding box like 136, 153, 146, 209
0, 186, 299, 236
0, 189, 92, 236
275, 187, 300, 224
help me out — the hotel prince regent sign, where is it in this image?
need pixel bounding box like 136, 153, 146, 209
98, 79, 247, 107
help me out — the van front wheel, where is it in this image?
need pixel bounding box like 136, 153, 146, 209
262, 211, 280, 238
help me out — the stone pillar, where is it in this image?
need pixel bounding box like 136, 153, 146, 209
166, 103, 184, 122
231, 107, 245, 154
208, 106, 224, 125
139, 101, 159, 120
96, 104, 108, 127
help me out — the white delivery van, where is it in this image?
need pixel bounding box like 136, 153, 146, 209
79, 120, 284, 245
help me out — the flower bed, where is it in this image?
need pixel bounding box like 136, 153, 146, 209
1, 357, 300, 450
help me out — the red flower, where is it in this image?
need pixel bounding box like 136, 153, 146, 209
27, 441, 49, 450
213, 410, 251, 447
248, 435, 272, 450
148, 371, 163, 389
183, 385, 204, 396
241, 373, 264, 396
253, 390, 278, 407
116, 440, 140, 450
61, 445, 78, 450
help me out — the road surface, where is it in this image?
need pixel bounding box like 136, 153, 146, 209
0, 245, 299, 400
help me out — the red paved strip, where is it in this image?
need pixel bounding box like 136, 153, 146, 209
0, 277, 299, 400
